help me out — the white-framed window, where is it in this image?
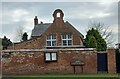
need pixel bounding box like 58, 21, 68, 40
46, 35, 56, 46
45, 52, 57, 62
62, 34, 72, 46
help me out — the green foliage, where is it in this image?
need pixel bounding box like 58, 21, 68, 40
88, 22, 113, 47
2, 36, 12, 50
85, 28, 107, 51
97, 38, 107, 51
87, 35, 97, 48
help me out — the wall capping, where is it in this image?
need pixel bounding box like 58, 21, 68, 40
2, 48, 96, 53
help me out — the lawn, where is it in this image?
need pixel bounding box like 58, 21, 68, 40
2, 74, 120, 79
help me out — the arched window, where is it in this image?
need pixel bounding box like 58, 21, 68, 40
57, 12, 60, 17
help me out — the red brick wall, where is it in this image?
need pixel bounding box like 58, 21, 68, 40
8, 21, 83, 50
2, 49, 97, 75
107, 48, 116, 73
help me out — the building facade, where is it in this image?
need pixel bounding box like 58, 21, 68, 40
9, 9, 84, 50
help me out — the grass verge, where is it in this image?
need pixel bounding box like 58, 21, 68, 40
2, 74, 120, 79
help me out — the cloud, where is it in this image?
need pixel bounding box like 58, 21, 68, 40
12, 9, 29, 22
89, 12, 111, 19
64, 2, 117, 20
1, 0, 119, 2
66, 11, 112, 20
109, 24, 118, 33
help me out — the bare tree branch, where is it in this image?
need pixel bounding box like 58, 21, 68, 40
88, 22, 114, 47
104, 30, 112, 40
14, 26, 24, 42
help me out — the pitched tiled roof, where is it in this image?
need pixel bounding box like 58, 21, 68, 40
31, 22, 84, 39
31, 23, 51, 37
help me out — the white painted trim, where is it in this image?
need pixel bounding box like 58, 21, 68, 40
1, 48, 96, 53
46, 45, 84, 48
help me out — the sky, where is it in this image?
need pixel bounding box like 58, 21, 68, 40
0, 2, 119, 47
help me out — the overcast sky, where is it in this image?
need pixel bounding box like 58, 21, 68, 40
0, 2, 119, 47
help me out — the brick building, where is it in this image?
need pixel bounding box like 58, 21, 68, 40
2, 9, 118, 75
9, 9, 84, 49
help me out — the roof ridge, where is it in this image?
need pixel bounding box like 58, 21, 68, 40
65, 21, 84, 38
37, 23, 52, 25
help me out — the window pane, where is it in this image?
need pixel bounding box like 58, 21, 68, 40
45, 53, 51, 60
47, 36, 51, 40
52, 41, 56, 46
62, 35, 66, 39
68, 40, 72, 45
47, 41, 51, 46
46, 35, 56, 46
52, 35, 56, 39
68, 34, 72, 39
63, 40, 67, 46
52, 53, 56, 60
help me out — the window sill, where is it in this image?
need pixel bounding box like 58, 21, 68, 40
45, 45, 85, 48
45, 60, 57, 63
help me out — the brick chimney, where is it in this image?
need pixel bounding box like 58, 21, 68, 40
34, 16, 38, 26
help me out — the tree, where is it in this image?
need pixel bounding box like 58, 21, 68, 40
22, 32, 28, 41
85, 28, 107, 51
2, 36, 12, 50
88, 22, 113, 47
97, 38, 107, 51
14, 26, 24, 42
87, 35, 97, 48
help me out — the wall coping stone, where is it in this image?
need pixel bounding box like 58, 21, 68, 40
2, 48, 96, 53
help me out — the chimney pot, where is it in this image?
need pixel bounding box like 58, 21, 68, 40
41, 21, 43, 24
34, 16, 38, 26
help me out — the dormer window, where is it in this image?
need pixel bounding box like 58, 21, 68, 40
62, 34, 72, 46
57, 12, 60, 17
46, 35, 56, 46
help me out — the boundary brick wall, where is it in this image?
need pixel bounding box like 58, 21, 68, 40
2, 49, 97, 75
107, 48, 116, 74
